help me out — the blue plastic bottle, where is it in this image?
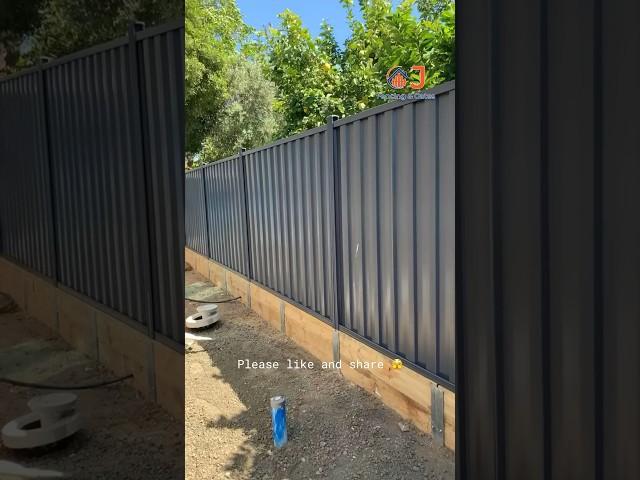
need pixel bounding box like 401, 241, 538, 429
270, 395, 287, 448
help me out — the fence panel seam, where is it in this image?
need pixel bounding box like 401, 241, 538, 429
38, 59, 60, 283
129, 21, 156, 338
201, 167, 211, 258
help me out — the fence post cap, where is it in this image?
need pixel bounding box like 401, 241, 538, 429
129, 20, 146, 31
128, 20, 145, 39
326, 115, 339, 123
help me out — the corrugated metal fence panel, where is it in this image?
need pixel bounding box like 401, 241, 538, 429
184, 84, 455, 379
0, 72, 57, 279
203, 156, 250, 277
336, 84, 455, 383
457, 0, 640, 477
244, 128, 335, 320
185, 169, 208, 256
137, 24, 185, 343
0, 22, 184, 349
45, 43, 153, 328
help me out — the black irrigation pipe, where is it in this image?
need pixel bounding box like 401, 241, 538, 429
0, 374, 134, 390
184, 296, 241, 304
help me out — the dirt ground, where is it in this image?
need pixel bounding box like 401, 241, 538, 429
0, 296, 183, 479
185, 269, 454, 480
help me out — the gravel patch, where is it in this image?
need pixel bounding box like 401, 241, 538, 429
185, 270, 454, 480
0, 301, 183, 479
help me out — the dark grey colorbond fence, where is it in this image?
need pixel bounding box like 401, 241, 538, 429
185, 168, 209, 258
186, 81, 455, 387
457, 0, 640, 477
0, 20, 185, 349
336, 87, 456, 381
204, 156, 250, 276
245, 126, 337, 320
0, 71, 57, 279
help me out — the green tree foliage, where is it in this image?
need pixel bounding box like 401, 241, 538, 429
0, 0, 44, 74
263, 10, 344, 136
0, 0, 182, 75
317, 21, 341, 66
261, 0, 455, 137
186, 0, 239, 157
200, 59, 280, 162
183, 0, 455, 161
416, 0, 454, 20
31, 0, 183, 59
340, 0, 455, 108
421, 2, 455, 83
185, 0, 280, 165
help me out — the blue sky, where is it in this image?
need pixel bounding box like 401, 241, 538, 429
236, 0, 358, 46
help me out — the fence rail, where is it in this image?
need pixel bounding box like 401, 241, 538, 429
0, 20, 184, 348
186, 80, 455, 387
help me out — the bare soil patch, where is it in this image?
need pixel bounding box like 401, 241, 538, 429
0, 300, 183, 479
185, 270, 454, 480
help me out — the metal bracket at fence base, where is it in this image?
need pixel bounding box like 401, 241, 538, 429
332, 330, 341, 364
147, 341, 157, 402
431, 384, 444, 446
279, 302, 285, 333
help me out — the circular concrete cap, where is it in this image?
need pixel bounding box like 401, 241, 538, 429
28, 393, 78, 428
270, 396, 285, 409
196, 304, 219, 315
28, 393, 77, 416
1, 411, 82, 450
185, 311, 220, 329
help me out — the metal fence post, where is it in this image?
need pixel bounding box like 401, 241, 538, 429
127, 20, 156, 340
239, 147, 253, 279
38, 57, 60, 284
326, 115, 343, 330
200, 167, 211, 259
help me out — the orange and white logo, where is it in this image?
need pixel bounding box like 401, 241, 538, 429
386, 65, 426, 90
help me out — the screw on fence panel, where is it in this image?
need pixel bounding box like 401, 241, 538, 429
127, 20, 156, 340
38, 56, 60, 284
326, 115, 343, 330
239, 147, 253, 280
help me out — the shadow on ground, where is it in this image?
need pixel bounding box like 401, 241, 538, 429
184, 270, 454, 480
0, 301, 183, 480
